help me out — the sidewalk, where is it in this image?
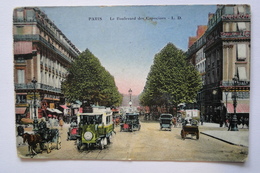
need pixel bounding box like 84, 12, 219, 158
199, 122, 249, 147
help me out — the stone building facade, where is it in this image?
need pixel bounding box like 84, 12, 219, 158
187, 5, 250, 123
13, 7, 81, 122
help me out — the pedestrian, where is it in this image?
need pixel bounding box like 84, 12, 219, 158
241, 116, 245, 128
224, 117, 228, 127
227, 119, 231, 131
200, 115, 204, 125
70, 119, 77, 127
59, 118, 64, 130
48, 117, 53, 129
54, 117, 58, 127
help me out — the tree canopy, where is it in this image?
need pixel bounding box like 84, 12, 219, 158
61, 49, 123, 107
139, 43, 202, 113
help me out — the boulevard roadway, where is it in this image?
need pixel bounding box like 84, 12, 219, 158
17, 118, 248, 162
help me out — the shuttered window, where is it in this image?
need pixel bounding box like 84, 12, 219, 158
17, 69, 25, 83
17, 11, 23, 20
26, 10, 35, 21
237, 44, 247, 61
237, 6, 245, 14
237, 67, 247, 81
237, 22, 246, 31
225, 6, 234, 15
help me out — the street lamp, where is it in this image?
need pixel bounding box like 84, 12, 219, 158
31, 77, 38, 130
230, 75, 239, 131
212, 89, 217, 122
128, 88, 132, 108
224, 91, 229, 127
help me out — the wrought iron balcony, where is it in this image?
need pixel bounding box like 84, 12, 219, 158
15, 83, 61, 93
13, 17, 37, 23
35, 19, 80, 56
220, 31, 250, 39
13, 34, 72, 63
221, 80, 250, 87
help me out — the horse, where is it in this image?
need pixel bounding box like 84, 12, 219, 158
22, 133, 42, 158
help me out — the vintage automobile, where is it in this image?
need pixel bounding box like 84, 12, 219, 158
120, 113, 141, 132
67, 120, 78, 141
76, 107, 114, 150
159, 114, 173, 131
181, 118, 199, 140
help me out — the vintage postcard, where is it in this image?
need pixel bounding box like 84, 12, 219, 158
14, 5, 250, 162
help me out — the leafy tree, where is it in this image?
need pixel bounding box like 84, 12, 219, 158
140, 43, 202, 115
61, 49, 122, 107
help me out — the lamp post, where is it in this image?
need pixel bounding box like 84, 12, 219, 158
128, 88, 132, 111
31, 77, 38, 130
212, 89, 217, 123
225, 91, 229, 127
230, 75, 239, 131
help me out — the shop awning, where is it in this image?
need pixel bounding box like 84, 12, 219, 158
226, 103, 249, 113
60, 105, 69, 109
53, 109, 62, 114
47, 108, 55, 112
79, 107, 83, 113
15, 107, 26, 114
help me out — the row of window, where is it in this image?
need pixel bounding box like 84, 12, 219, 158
223, 22, 250, 32
224, 5, 250, 15
40, 71, 63, 88
207, 5, 250, 30
40, 53, 67, 75
16, 68, 64, 89
195, 61, 205, 74
15, 8, 79, 63
39, 29, 75, 60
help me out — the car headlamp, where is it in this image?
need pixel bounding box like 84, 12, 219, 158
84, 131, 93, 141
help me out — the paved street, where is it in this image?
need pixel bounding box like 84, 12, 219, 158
17, 117, 248, 162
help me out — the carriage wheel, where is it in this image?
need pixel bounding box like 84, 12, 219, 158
99, 139, 104, 150
67, 132, 70, 141
46, 143, 51, 153
130, 125, 133, 132
181, 130, 185, 140
196, 133, 199, 140
107, 136, 111, 144
56, 136, 61, 150
77, 138, 82, 150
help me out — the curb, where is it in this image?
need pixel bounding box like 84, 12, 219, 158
200, 131, 249, 147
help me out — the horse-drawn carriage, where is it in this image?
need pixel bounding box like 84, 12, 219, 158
159, 114, 173, 131
120, 113, 141, 132
181, 119, 199, 140
20, 119, 61, 157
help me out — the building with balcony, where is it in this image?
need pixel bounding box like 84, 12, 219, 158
186, 25, 207, 115
13, 7, 81, 122
186, 5, 250, 123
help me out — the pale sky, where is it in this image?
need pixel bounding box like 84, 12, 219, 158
40, 5, 216, 95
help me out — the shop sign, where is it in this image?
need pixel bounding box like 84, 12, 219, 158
26, 93, 40, 100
